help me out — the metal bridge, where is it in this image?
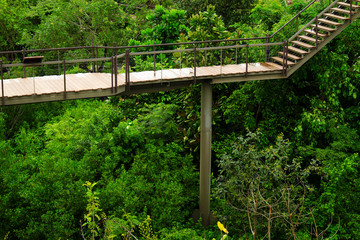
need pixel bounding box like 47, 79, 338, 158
1, 0, 359, 226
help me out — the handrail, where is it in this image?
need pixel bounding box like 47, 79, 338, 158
270, 0, 317, 38
1, 42, 284, 68
288, 0, 340, 42
0, 37, 268, 55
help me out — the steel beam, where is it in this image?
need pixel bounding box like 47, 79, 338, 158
200, 80, 212, 226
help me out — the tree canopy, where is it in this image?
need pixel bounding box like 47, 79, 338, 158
1, 0, 360, 239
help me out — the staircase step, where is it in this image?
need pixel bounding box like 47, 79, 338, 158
331, 7, 355, 15
271, 57, 296, 66
311, 24, 336, 32
323, 13, 349, 21
287, 46, 308, 55
291, 40, 316, 49
298, 35, 322, 43
278, 52, 302, 61
265, 62, 284, 70
318, 18, 343, 26
337, 2, 360, 9
304, 29, 328, 37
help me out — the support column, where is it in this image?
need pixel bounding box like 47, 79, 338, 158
200, 80, 212, 226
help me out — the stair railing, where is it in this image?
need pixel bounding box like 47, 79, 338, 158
270, 0, 317, 40
288, 0, 341, 42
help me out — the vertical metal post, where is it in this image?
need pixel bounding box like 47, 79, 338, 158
194, 46, 197, 83
315, 16, 318, 49
63, 59, 67, 99
282, 42, 285, 75
180, 51, 182, 71
200, 80, 212, 227
245, 43, 249, 77
220, 49, 223, 75
92, 44, 95, 72
111, 42, 116, 93
58, 50, 60, 75
0, 60, 4, 106
265, 36, 268, 62
114, 54, 118, 93
125, 49, 130, 92
350, 0, 353, 23
235, 42, 238, 64
285, 41, 289, 76
111, 56, 114, 93
204, 36, 207, 66
22, 48, 26, 78
154, 46, 156, 77
96, 46, 99, 72
160, 53, 163, 81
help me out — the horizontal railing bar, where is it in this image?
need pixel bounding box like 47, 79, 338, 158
130, 48, 194, 56
2, 41, 285, 66
0, 46, 98, 54
129, 42, 284, 56
0, 37, 269, 55
288, 0, 340, 42
2, 57, 112, 67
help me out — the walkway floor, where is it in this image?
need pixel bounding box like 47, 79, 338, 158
1, 62, 282, 104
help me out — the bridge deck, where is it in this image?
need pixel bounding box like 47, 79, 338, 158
1, 62, 282, 105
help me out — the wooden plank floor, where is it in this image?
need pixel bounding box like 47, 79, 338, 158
1, 62, 282, 104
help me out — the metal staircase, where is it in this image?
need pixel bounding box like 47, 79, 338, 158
271, 0, 360, 76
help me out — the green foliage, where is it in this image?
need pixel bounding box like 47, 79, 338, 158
215, 131, 315, 239
175, 0, 256, 25
250, 0, 285, 31
141, 5, 188, 43
82, 181, 103, 240
139, 215, 158, 240
1, 1, 360, 239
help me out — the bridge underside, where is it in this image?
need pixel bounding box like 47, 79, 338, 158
1, 62, 284, 106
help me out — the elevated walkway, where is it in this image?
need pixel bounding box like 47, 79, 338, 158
0, 0, 359, 106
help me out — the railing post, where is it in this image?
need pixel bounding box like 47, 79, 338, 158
96, 45, 99, 72
114, 54, 118, 93
194, 45, 197, 84
111, 56, 114, 93
22, 47, 26, 78
245, 43, 249, 77
285, 41, 289, 76
235, 41, 238, 64
315, 16, 318, 49
0, 60, 4, 105
125, 49, 130, 92
204, 36, 207, 66
220, 49, 223, 75
63, 59, 67, 99
153, 45, 156, 77
58, 50, 60, 75
92, 44, 95, 72
282, 42, 285, 75
350, 0, 353, 23
265, 36, 268, 62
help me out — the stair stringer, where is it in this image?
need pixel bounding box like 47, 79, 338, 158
287, 10, 360, 77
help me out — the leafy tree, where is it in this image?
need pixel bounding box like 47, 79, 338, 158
215, 131, 316, 239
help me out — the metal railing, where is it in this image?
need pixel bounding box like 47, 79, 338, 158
0, 0, 357, 102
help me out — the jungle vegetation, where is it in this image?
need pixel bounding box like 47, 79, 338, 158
1, 0, 360, 239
